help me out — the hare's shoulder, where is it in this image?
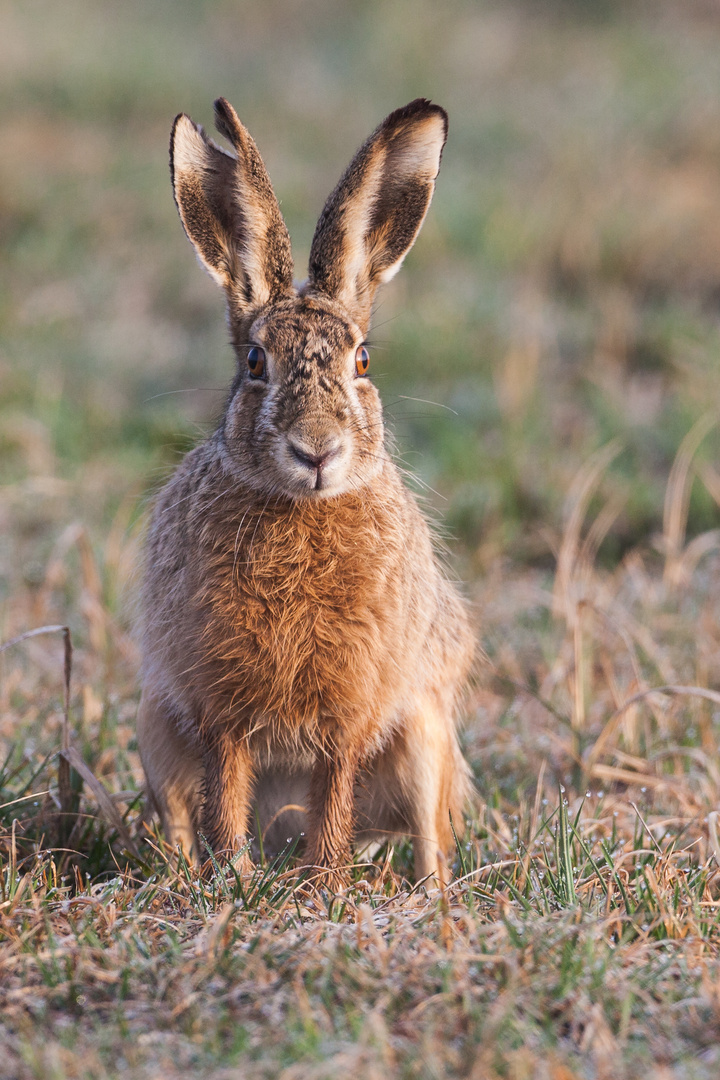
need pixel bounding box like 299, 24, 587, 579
147, 439, 224, 535
142, 440, 227, 610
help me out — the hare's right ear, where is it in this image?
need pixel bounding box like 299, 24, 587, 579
170, 99, 294, 312
307, 99, 448, 329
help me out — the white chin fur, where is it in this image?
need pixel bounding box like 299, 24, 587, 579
283, 462, 351, 498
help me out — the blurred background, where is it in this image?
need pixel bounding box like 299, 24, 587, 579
2, 0, 720, 652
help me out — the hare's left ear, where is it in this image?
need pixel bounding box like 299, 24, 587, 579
171, 98, 294, 312
307, 99, 447, 328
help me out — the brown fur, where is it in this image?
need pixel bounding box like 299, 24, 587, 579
139, 98, 474, 886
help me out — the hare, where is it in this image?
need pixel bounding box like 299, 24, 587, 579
137, 97, 475, 887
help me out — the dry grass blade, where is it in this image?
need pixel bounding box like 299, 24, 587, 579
0, 625, 75, 831
0, 791, 50, 811
59, 745, 139, 858
697, 460, 720, 508
578, 490, 627, 571
586, 684, 720, 767
674, 528, 720, 585
550, 442, 624, 741
553, 438, 623, 623
0, 623, 72, 746
0, 624, 70, 658
708, 812, 720, 866
0, 624, 137, 856
662, 412, 716, 587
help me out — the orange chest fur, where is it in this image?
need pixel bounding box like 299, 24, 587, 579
193, 497, 407, 729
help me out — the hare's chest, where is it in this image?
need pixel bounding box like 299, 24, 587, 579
197, 518, 405, 726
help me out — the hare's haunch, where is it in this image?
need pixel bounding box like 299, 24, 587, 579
138, 98, 475, 886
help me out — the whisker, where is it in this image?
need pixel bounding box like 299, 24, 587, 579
143, 387, 226, 402
396, 395, 458, 415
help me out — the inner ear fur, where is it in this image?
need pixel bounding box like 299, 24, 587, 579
170, 99, 294, 312
307, 99, 448, 329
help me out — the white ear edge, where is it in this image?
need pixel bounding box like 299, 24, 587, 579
334, 158, 384, 313
173, 114, 236, 173
173, 115, 206, 173
376, 257, 407, 285
171, 115, 236, 289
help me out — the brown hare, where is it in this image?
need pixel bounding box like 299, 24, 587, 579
138, 97, 475, 887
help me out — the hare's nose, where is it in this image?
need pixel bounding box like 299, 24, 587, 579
288, 438, 341, 471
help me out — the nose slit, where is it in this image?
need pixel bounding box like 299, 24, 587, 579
288, 439, 341, 472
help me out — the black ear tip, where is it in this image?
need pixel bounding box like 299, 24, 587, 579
214, 97, 242, 144
405, 96, 445, 113
385, 98, 448, 137
214, 97, 236, 128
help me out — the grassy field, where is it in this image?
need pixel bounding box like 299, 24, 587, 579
3, 0, 720, 1076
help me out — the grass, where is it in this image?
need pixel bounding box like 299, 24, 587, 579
3, 0, 720, 1076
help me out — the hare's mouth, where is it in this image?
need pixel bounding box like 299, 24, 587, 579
282, 435, 348, 496
287, 438, 341, 475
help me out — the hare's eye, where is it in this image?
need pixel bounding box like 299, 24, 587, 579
355, 345, 370, 377
247, 346, 266, 379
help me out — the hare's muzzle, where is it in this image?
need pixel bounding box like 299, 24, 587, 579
286, 435, 343, 492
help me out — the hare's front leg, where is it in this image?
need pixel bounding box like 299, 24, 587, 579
137, 692, 202, 862
201, 734, 254, 865
402, 697, 470, 887
305, 746, 360, 888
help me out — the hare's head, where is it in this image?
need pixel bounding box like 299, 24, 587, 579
170, 98, 447, 499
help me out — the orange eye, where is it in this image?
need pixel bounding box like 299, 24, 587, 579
355, 345, 370, 377
247, 345, 266, 379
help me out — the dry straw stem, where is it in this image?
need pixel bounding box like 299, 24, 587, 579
0, 623, 72, 751
708, 811, 720, 865
662, 412, 718, 588
0, 623, 138, 857
586, 683, 720, 768
41, 521, 135, 662
549, 441, 625, 738
553, 437, 624, 626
